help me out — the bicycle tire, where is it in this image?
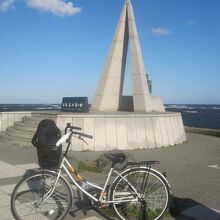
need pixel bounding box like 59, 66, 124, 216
110, 167, 170, 220
11, 170, 72, 220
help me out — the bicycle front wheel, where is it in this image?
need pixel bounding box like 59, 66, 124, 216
110, 167, 170, 220
11, 170, 72, 220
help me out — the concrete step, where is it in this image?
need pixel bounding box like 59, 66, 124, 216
6, 127, 34, 140
1, 130, 32, 142
0, 132, 33, 147
14, 122, 37, 132
0, 113, 58, 148
21, 117, 46, 125
6, 126, 34, 135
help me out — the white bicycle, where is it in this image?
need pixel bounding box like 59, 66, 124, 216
11, 123, 171, 220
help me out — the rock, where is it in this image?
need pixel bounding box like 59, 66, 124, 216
96, 150, 136, 170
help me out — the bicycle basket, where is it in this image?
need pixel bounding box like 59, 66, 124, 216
37, 147, 62, 169
32, 119, 62, 169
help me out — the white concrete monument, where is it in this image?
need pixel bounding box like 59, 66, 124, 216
92, 0, 164, 112
57, 0, 186, 151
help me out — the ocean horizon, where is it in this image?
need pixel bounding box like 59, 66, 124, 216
1, 104, 220, 130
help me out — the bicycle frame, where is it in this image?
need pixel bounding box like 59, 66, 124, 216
47, 125, 171, 207
48, 156, 141, 205
11, 123, 171, 220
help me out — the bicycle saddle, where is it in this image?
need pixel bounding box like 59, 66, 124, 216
104, 153, 126, 164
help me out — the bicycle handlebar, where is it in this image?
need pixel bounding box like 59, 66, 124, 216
73, 131, 93, 139
56, 123, 93, 147
65, 123, 81, 133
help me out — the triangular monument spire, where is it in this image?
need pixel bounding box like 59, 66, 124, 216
92, 0, 164, 112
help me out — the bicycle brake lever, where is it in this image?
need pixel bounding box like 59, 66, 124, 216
78, 136, 89, 145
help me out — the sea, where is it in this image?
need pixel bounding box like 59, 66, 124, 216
0, 104, 220, 130
165, 104, 220, 130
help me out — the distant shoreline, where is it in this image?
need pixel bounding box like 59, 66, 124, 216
1, 104, 220, 130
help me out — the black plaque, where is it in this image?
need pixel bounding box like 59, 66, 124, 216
62, 97, 89, 112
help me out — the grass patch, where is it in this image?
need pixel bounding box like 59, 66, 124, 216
78, 160, 104, 173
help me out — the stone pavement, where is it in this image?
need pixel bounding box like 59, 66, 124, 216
0, 161, 38, 219
0, 133, 220, 220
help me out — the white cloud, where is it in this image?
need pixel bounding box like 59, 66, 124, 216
25, 0, 81, 16
151, 27, 172, 36
0, 0, 15, 12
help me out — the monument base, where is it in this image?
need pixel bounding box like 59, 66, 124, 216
57, 111, 186, 151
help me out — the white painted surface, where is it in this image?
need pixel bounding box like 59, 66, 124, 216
74, 117, 84, 151
135, 117, 147, 149
126, 117, 138, 150
83, 118, 95, 151
94, 118, 106, 151
57, 112, 186, 151
152, 117, 163, 148
105, 118, 117, 150
144, 117, 155, 149
208, 165, 220, 170
165, 116, 175, 146
177, 116, 186, 143
116, 117, 128, 150
159, 117, 169, 147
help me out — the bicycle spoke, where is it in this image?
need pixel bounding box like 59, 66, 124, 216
11, 171, 71, 220
111, 168, 169, 220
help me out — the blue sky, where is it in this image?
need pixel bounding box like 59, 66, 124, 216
0, 0, 219, 104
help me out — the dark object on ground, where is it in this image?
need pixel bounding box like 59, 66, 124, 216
96, 150, 136, 170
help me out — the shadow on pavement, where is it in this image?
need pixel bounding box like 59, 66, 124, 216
170, 197, 203, 215
20, 170, 220, 220
69, 186, 115, 220
171, 197, 220, 220
58, 188, 220, 220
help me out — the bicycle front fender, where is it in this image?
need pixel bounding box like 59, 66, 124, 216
43, 169, 74, 208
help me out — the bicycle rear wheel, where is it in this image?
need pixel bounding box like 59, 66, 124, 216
110, 167, 170, 220
11, 170, 72, 220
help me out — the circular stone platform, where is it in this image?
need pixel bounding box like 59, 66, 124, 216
57, 111, 186, 151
